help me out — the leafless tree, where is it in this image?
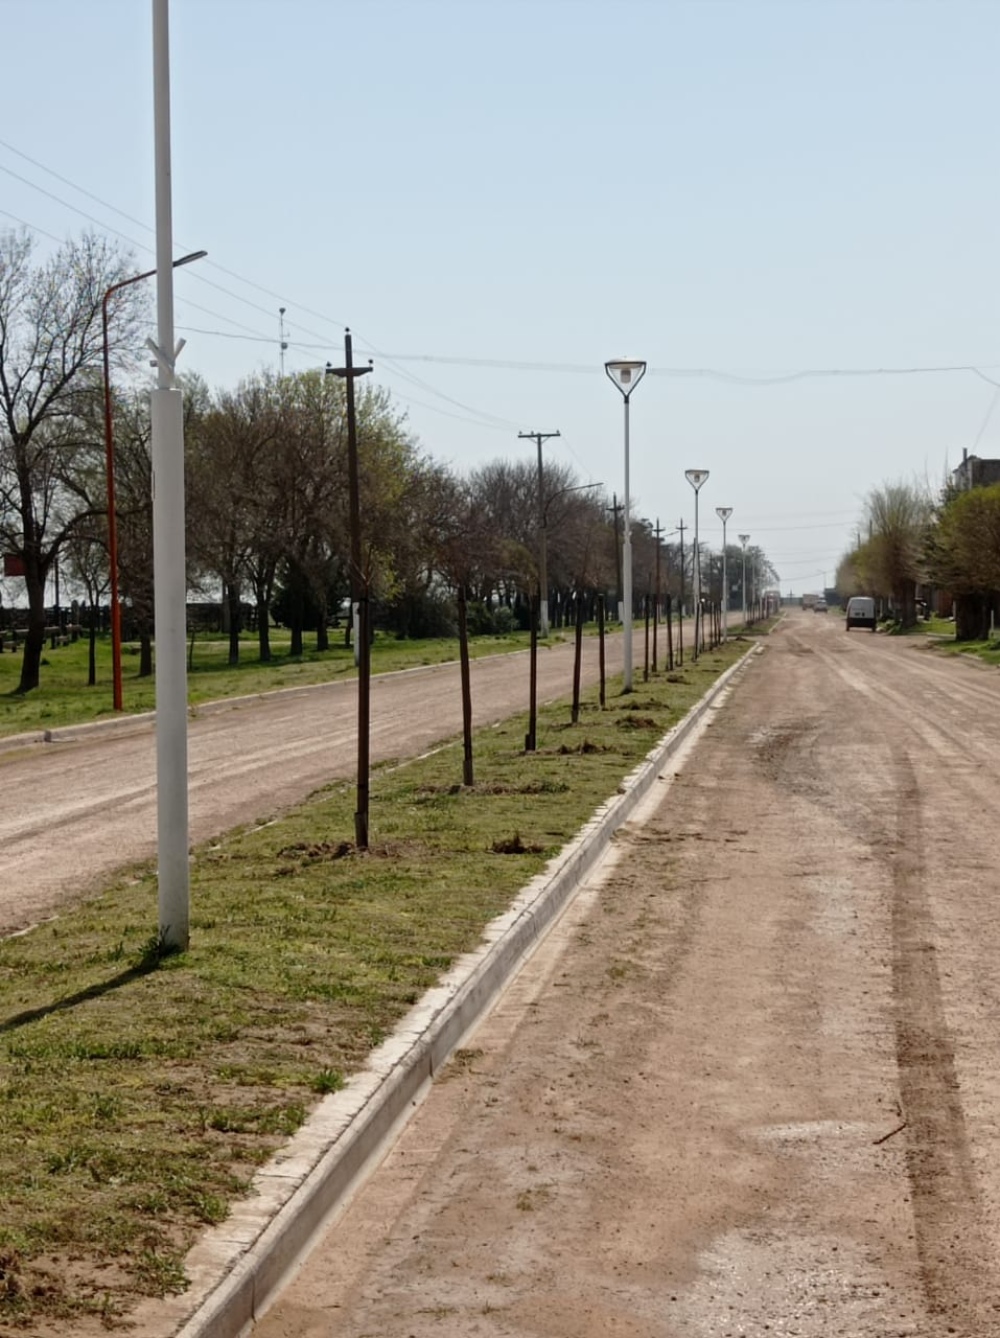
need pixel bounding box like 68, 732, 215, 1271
0, 229, 145, 693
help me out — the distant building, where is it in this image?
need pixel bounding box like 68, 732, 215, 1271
953, 450, 1000, 491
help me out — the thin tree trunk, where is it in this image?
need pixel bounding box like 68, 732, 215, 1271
643, 594, 650, 682
227, 581, 241, 666
17, 560, 47, 694
257, 597, 272, 661
571, 593, 584, 724
526, 592, 538, 751
653, 590, 659, 673
457, 585, 474, 786
88, 603, 97, 687
316, 592, 329, 653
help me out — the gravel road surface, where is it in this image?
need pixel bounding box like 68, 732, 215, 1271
0, 636, 624, 938
254, 612, 1000, 1338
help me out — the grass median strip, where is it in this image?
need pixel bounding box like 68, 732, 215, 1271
0, 642, 749, 1332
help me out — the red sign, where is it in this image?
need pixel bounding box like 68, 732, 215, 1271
3, 554, 25, 577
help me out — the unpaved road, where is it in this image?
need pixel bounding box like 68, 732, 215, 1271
0, 637, 625, 939
255, 612, 1000, 1338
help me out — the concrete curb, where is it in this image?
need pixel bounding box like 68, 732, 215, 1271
126, 641, 763, 1338
0, 709, 158, 755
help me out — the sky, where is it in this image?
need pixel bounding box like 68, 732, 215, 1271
2, 0, 999, 597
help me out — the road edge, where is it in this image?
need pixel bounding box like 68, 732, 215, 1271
0, 645, 551, 756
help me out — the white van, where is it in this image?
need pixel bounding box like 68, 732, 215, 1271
845, 596, 876, 632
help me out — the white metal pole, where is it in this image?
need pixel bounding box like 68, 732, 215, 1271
693, 490, 700, 656
151, 0, 189, 951
622, 396, 633, 692
742, 548, 747, 626
721, 519, 728, 641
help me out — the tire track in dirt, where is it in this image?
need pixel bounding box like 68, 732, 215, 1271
811, 637, 1000, 877
887, 746, 996, 1335
750, 630, 1000, 1330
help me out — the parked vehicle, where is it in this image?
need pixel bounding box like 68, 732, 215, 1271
814, 599, 828, 612
845, 596, 877, 631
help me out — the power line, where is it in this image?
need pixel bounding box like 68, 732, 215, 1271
344, 349, 1000, 386
0, 206, 64, 244
0, 140, 521, 433
0, 135, 349, 330
6, 133, 1000, 436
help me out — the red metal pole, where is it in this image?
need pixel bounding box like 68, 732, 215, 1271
102, 293, 124, 712
100, 254, 203, 712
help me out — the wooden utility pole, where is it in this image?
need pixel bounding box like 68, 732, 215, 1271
609, 494, 624, 621
653, 518, 663, 673
518, 430, 560, 637
326, 330, 373, 848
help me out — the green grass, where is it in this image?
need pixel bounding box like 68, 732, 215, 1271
920, 615, 956, 638
913, 615, 1000, 665
0, 630, 762, 1329
926, 632, 1000, 665
0, 626, 562, 739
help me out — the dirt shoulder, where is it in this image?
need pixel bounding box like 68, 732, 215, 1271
255, 612, 1000, 1337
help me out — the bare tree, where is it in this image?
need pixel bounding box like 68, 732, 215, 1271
0, 230, 144, 693
435, 473, 503, 785
187, 375, 281, 665
64, 525, 110, 688
861, 482, 931, 626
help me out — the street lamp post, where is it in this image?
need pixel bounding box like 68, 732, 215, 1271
102, 248, 206, 712
149, 0, 202, 951
604, 357, 646, 691
716, 506, 732, 642
739, 534, 750, 627
685, 470, 709, 658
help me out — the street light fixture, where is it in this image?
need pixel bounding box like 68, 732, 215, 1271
739, 534, 750, 627
102, 247, 207, 711
715, 506, 732, 642
604, 357, 646, 691
685, 469, 709, 658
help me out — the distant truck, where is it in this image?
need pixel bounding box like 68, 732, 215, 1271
801, 593, 820, 609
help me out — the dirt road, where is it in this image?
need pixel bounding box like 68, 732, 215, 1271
255, 612, 1000, 1338
0, 636, 625, 938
